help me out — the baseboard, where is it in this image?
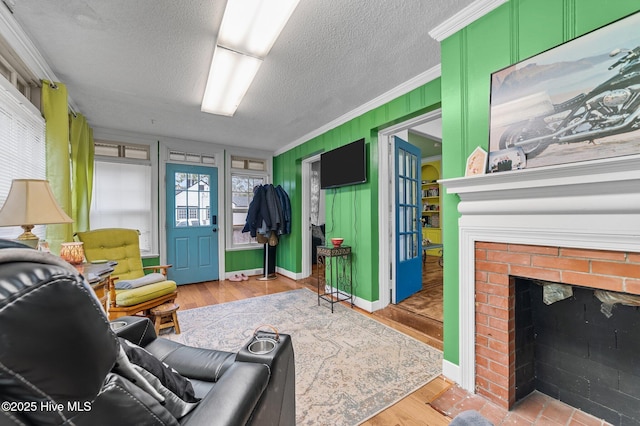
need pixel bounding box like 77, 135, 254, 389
319, 284, 379, 313
442, 359, 461, 385
275, 267, 304, 280
356, 296, 381, 313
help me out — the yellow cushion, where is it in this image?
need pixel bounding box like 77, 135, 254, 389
115, 280, 177, 307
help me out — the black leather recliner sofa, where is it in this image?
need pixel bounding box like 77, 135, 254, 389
0, 240, 295, 426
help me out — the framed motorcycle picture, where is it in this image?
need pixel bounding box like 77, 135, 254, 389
488, 10, 640, 172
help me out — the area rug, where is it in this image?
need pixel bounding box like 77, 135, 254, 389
167, 288, 442, 425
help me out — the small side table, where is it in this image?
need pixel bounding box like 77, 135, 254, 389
75, 262, 114, 311
150, 302, 181, 335
316, 245, 353, 312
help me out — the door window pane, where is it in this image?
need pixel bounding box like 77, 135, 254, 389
174, 173, 210, 227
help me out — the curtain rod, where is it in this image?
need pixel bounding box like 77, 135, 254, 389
46, 81, 78, 117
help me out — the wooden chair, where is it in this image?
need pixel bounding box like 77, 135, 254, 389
76, 228, 177, 320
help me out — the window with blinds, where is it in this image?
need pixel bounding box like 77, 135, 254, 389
90, 161, 153, 253
0, 79, 46, 240
228, 156, 268, 248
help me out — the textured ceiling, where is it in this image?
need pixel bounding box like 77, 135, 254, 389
12, 0, 474, 152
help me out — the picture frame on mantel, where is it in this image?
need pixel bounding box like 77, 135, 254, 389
465, 146, 488, 176
488, 10, 640, 172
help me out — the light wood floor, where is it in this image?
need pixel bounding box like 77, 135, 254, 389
373, 256, 444, 350
175, 272, 453, 425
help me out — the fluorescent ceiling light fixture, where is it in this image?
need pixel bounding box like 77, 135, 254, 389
201, 47, 263, 116
218, 0, 300, 58
201, 0, 300, 116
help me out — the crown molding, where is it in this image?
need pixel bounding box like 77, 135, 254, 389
428, 0, 508, 42
0, 3, 56, 82
274, 64, 441, 156
0, 3, 80, 112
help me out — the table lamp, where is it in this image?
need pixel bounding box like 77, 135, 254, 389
0, 179, 73, 248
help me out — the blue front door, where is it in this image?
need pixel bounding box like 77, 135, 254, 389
394, 136, 422, 302
166, 163, 219, 284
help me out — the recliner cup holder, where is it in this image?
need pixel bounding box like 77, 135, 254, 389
110, 321, 128, 331
248, 338, 277, 354
247, 324, 280, 355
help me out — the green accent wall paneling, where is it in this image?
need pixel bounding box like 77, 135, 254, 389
274, 80, 442, 304
225, 248, 264, 272
440, 0, 640, 365
142, 256, 160, 272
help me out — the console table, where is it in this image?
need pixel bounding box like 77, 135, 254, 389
316, 245, 353, 312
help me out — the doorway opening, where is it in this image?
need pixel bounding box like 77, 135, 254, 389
301, 154, 326, 279
376, 109, 443, 348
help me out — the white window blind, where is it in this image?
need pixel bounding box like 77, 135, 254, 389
90, 161, 153, 252
0, 80, 46, 240
231, 173, 265, 245
227, 155, 269, 248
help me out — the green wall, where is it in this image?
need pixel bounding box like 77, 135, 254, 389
274, 81, 442, 303
142, 256, 159, 270
440, 0, 640, 365
225, 248, 264, 272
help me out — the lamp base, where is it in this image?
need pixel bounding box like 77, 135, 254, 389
16, 225, 40, 248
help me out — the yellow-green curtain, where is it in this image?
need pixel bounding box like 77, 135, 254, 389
42, 81, 72, 254
69, 113, 94, 233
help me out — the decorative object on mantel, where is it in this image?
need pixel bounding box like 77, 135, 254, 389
488, 11, 640, 171
488, 146, 526, 173
464, 146, 488, 176
0, 179, 73, 248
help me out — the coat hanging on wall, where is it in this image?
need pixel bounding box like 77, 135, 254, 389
242, 184, 291, 246
242, 184, 291, 280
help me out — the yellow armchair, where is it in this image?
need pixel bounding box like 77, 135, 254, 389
76, 228, 177, 320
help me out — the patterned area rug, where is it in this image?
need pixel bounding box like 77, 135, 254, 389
167, 288, 442, 425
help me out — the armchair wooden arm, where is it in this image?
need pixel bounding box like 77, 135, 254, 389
143, 264, 173, 277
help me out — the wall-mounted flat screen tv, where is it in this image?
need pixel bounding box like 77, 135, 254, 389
320, 138, 366, 189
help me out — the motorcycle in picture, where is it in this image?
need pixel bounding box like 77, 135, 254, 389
498, 46, 640, 158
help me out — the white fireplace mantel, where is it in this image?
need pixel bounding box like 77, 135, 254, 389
443, 154, 640, 215
439, 154, 640, 391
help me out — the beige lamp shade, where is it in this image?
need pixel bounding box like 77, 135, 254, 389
0, 179, 73, 244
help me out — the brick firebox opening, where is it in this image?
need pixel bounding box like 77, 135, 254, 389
473, 242, 640, 412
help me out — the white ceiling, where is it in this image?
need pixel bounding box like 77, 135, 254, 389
412, 119, 443, 142
11, 0, 475, 152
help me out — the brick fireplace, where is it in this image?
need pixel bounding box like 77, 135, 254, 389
474, 242, 640, 410
442, 155, 640, 423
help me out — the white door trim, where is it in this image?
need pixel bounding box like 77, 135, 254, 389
301, 153, 322, 278
377, 109, 442, 309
